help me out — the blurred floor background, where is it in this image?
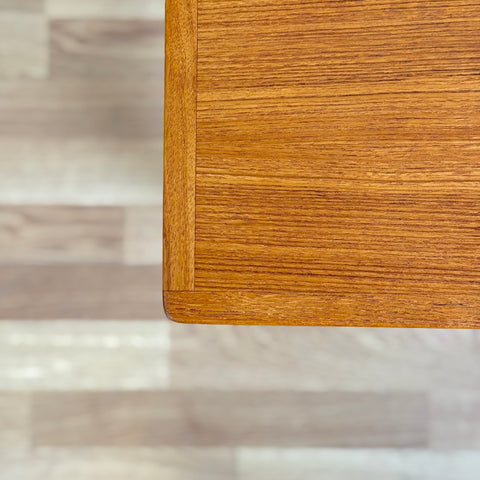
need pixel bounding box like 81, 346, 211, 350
0, 1, 479, 478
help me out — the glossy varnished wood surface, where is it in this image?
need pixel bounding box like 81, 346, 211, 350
165, 0, 480, 326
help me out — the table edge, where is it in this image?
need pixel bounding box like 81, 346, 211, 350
164, 290, 480, 327
163, 0, 197, 291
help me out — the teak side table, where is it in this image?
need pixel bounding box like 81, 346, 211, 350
163, 0, 479, 327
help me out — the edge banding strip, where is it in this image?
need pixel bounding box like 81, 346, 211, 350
164, 0, 197, 291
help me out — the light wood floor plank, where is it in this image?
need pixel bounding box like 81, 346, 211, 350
0, 448, 234, 480
0, 12, 47, 79
0, 321, 169, 390
237, 449, 480, 480
171, 325, 480, 391
46, 0, 165, 19
0, 140, 163, 205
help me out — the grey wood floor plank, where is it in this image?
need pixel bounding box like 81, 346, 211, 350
32, 391, 427, 448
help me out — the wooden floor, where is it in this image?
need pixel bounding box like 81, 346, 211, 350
0, 1, 479, 478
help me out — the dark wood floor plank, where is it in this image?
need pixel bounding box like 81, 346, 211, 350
51, 20, 164, 78
0, 206, 124, 264
431, 393, 480, 449
0, 79, 163, 138
124, 206, 163, 265
0, 0, 43, 12
0, 265, 164, 319
0, 393, 30, 448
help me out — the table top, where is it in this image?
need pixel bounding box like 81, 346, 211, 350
164, 0, 479, 327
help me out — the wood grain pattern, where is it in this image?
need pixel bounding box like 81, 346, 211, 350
163, 0, 196, 291
165, 291, 479, 327
164, 0, 480, 326
32, 391, 427, 447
